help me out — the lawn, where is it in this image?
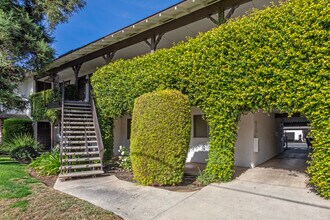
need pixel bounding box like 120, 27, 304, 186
0, 157, 121, 220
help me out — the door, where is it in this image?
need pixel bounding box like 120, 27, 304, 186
78, 76, 87, 101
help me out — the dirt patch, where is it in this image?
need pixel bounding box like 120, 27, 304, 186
1, 183, 122, 220
104, 162, 205, 192
29, 169, 57, 187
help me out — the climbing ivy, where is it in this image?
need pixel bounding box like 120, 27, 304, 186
91, 0, 330, 198
30, 89, 60, 122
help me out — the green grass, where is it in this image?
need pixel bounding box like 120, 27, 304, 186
0, 156, 120, 219
0, 157, 38, 199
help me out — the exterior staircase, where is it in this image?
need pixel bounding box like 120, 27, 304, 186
59, 101, 104, 179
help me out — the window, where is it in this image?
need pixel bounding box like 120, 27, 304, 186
127, 119, 132, 139
193, 115, 209, 138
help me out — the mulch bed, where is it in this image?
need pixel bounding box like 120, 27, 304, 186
29, 169, 58, 187
104, 161, 205, 192
29, 160, 205, 192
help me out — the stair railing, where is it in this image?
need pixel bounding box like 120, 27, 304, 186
60, 81, 65, 175
90, 90, 104, 168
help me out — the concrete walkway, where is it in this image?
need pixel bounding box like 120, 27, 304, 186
54, 148, 330, 220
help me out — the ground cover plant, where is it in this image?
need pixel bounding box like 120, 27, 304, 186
30, 150, 60, 176
130, 90, 191, 185
92, 0, 330, 198
0, 156, 120, 219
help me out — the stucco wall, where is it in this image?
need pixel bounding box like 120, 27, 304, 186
252, 111, 280, 166
113, 114, 131, 154
234, 113, 254, 167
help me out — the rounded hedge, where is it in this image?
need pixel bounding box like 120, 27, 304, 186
130, 90, 191, 185
92, 0, 330, 198
3, 118, 33, 142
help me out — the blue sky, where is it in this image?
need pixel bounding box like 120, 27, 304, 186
53, 0, 182, 57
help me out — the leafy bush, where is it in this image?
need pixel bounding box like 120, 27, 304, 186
30, 89, 59, 122
2, 118, 33, 142
5, 134, 41, 163
92, 0, 330, 198
118, 146, 132, 171
30, 150, 60, 176
11, 146, 39, 163
130, 90, 191, 185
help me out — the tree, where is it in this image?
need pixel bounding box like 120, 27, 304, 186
0, 0, 85, 112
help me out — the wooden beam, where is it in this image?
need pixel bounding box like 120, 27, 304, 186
145, 33, 164, 53
102, 51, 116, 64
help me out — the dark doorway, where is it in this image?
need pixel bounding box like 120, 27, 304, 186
78, 77, 87, 101
37, 122, 51, 151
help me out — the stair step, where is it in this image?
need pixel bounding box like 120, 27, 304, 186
59, 170, 104, 179
63, 135, 96, 139
63, 157, 101, 162
64, 114, 92, 117
63, 131, 96, 134
63, 139, 97, 144
64, 109, 91, 113
61, 163, 102, 170
64, 106, 91, 110
64, 126, 95, 130
63, 121, 94, 125
64, 117, 93, 121
63, 145, 98, 150
63, 151, 99, 156
64, 102, 91, 107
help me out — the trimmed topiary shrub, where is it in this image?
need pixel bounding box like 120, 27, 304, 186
3, 118, 33, 142
92, 0, 330, 198
130, 90, 191, 185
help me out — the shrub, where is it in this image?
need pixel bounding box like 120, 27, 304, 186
118, 146, 132, 171
30, 150, 60, 176
130, 90, 191, 185
92, 0, 330, 198
11, 146, 39, 163
5, 134, 41, 163
2, 118, 33, 142
30, 89, 60, 122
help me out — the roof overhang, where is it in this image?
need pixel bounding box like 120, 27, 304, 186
37, 0, 250, 80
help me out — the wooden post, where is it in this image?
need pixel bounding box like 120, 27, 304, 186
102, 51, 116, 64
144, 33, 164, 53
72, 64, 82, 100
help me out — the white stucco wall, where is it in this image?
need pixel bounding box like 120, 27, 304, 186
252, 111, 279, 166
234, 113, 254, 167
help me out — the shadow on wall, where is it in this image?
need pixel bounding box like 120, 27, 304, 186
186, 144, 209, 163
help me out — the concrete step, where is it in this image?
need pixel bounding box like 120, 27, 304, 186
63, 151, 100, 156
63, 157, 101, 163
61, 163, 102, 170
59, 170, 104, 179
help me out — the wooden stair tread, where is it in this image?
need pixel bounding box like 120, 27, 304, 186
63, 151, 99, 156
61, 163, 102, 170
63, 157, 101, 162
59, 170, 104, 179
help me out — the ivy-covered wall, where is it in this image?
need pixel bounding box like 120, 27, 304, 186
30, 89, 59, 123
91, 0, 330, 198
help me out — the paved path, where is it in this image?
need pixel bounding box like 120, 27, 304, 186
54, 149, 330, 220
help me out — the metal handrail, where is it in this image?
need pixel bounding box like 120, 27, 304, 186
60, 81, 65, 174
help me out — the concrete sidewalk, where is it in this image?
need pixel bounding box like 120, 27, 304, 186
54, 174, 330, 220
54, 175, 195, 220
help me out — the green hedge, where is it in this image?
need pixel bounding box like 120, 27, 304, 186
130, 90, 191, 185
3, 118, 33, 142
91, 0, 330, 198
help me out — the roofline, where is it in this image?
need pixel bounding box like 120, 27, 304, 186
38, 0, 249, 79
